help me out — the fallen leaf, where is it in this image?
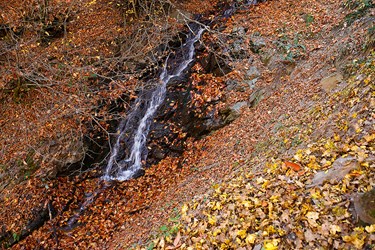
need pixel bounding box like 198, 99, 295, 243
245, 233, 256, 244
304, 228, 317, 241
306, 211, 319, 227
284, 161, 301, 171
173, 231, 181, 247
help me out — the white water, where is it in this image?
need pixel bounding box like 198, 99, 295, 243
103, 27, 204, 181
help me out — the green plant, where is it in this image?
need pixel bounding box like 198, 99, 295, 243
159, 224, 178, 237
12, 232, 20, 242
274, 33, 306, 62
304, 14, 314, 27
146, 241, 155, 250
344, 0, 374, 25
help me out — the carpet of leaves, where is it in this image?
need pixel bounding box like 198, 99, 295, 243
147, 48, 375, 250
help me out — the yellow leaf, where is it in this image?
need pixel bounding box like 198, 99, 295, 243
293, 150, 303, 161
364, 133, 375, 142
212, 229, 221, 237
352, 236, 365, 248
256, 177, 265, 184
245, 234, 256, 244
311, 190, 322, 199
365, 224, 375, 233
334, 134, 341, 141
263, 240, 278, 250
181, 204, 188, 215
237, 230, 247, 239
330, 225, 341, 235
213, 202, 222, 210
242, 200, 252, 208
342, 235, 353, 242
208, 216, 216, 225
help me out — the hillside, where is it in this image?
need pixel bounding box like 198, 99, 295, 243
0, 0, 374, 249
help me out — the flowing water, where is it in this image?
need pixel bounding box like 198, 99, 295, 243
103, 26, 205, 181
65, 26, 205, 229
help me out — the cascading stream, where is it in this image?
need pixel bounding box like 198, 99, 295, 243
103, 27, 205, 181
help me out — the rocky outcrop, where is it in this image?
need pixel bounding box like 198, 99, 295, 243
36, 134, 87, 178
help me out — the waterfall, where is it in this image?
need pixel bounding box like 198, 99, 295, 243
103, 27, 205, 181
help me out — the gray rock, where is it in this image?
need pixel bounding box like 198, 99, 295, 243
221, 101, 248, 123
244, 78, 258, 89
230, 41, 248, 59
308, 156, 358, 187
232, 26, 246, 37
226, 79, 247, 92
249, 88, 266, 107
320, 72, 343, 92
250, 34, 266, 53
232, 101, 248, 112
245, 66, 260, 80
259, 48, 274, 65
229, 26, 248, 59
226, 78, 257, 92
353, 188, 375, 224
253, 244, 262, 250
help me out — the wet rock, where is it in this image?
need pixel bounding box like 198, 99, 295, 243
353, 188, 375, 225
146, 74, 228, 166
250, 33, 266, 53
320, 72, 344, 92
0, 201, 56, 248
309, 156, 358, 187
132, 168, 145, 179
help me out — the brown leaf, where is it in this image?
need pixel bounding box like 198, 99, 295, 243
173, 231, 181, 247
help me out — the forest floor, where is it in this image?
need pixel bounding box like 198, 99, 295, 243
0, 0, 374, 249
111, 0, 375, 249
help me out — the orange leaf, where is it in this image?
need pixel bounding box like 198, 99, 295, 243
284, 161, 301, 171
